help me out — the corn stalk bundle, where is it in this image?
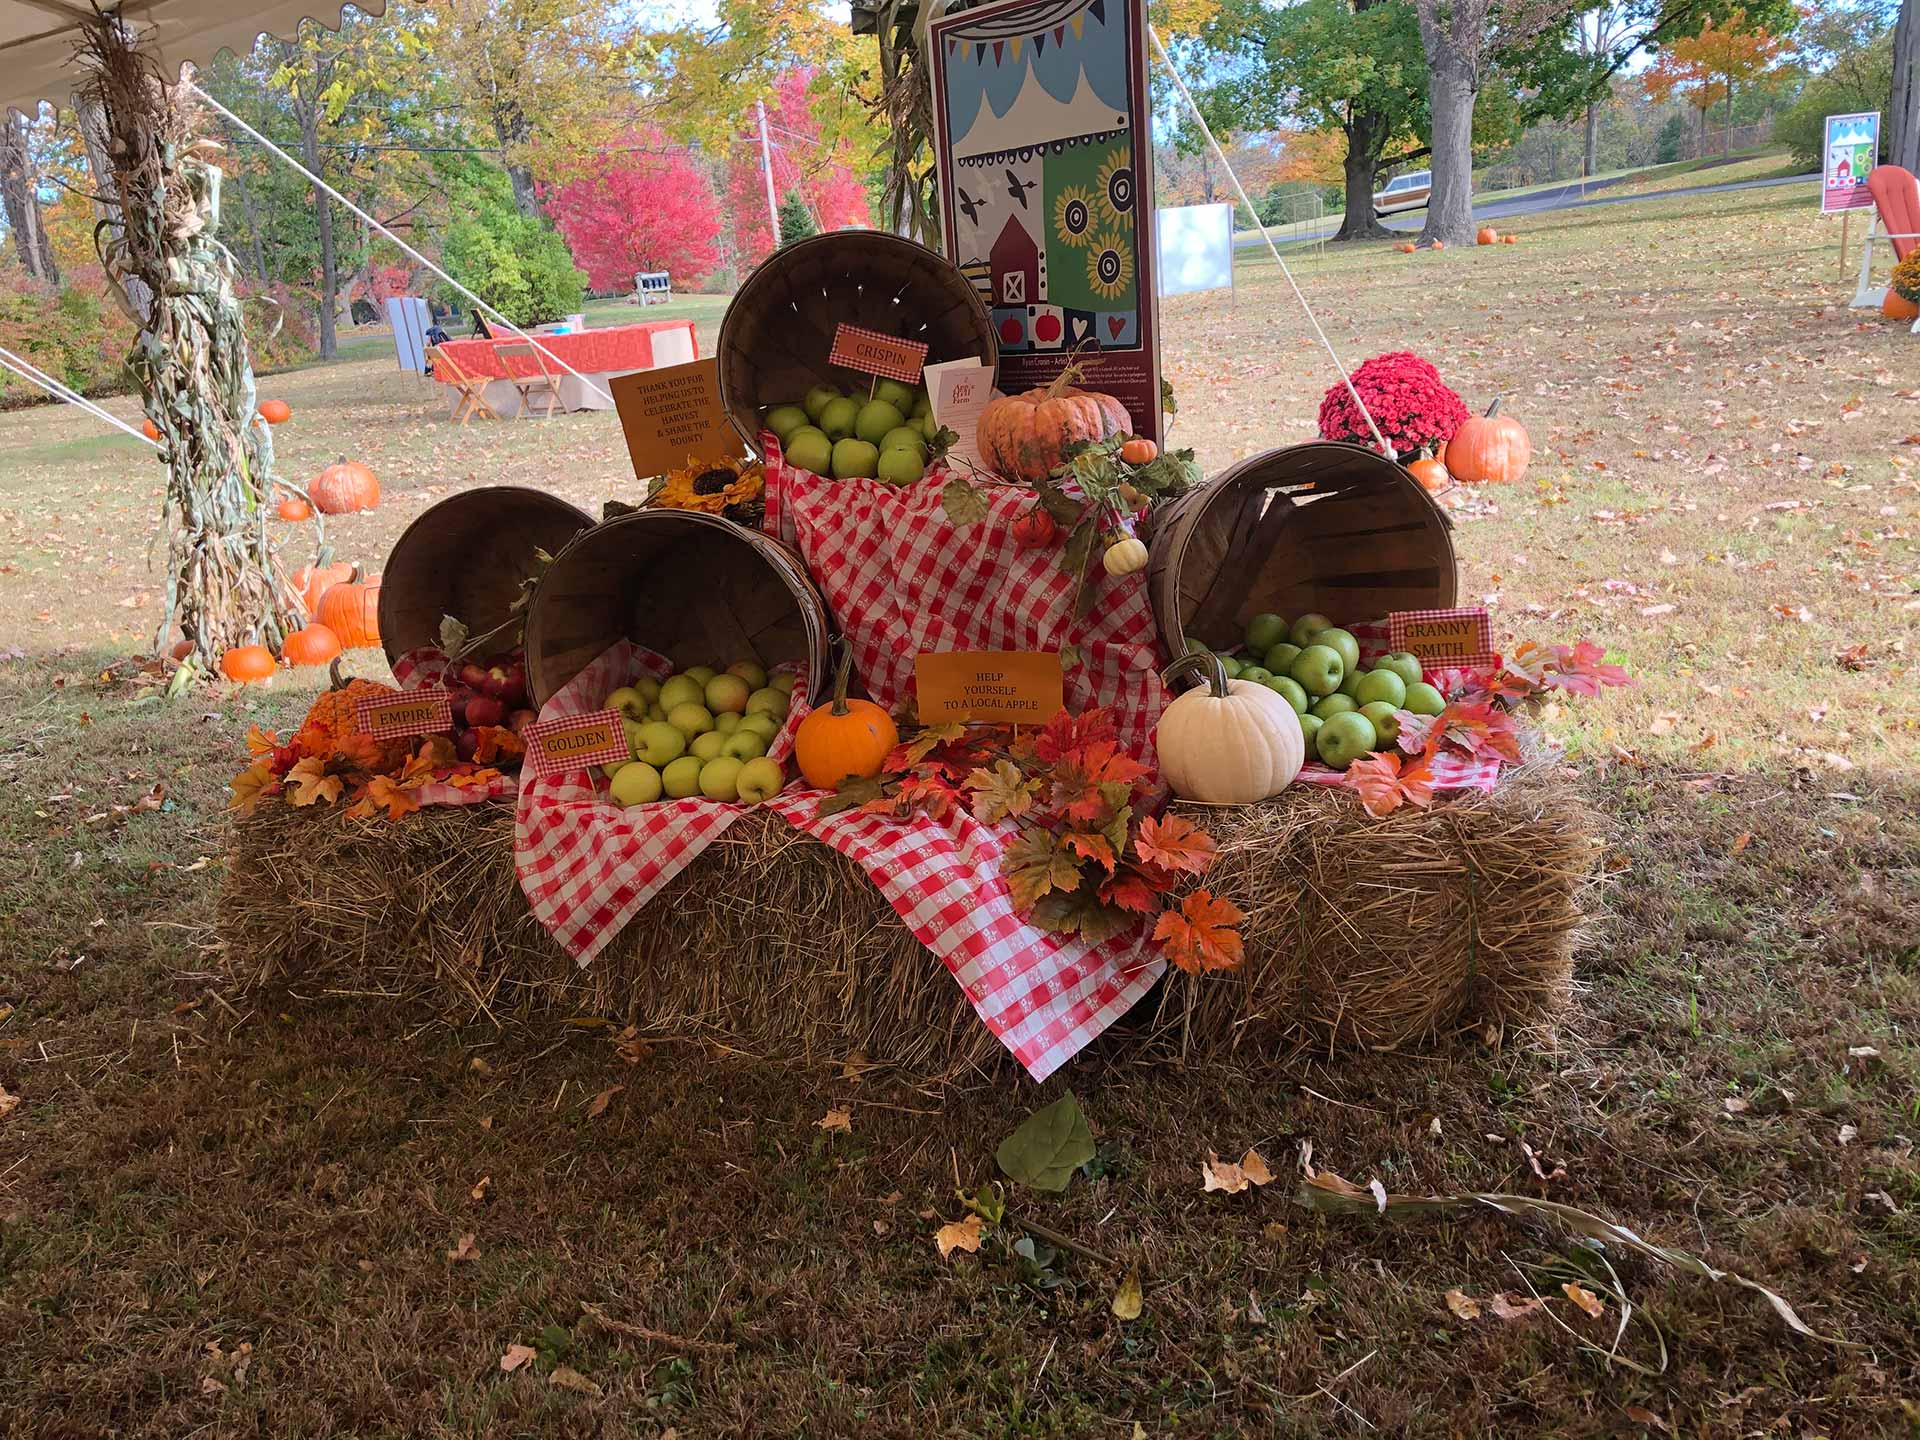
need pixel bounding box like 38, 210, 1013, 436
76, 20, 300, 671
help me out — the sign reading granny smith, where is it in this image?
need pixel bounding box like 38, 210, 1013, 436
1388, 608, 1494, 669
1821, 111, 1878, 215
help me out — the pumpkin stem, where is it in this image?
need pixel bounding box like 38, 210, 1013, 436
1043, 339, 1097, 400
328, 656, 348, 692
1160, 648, 1230, 699
1484, 398, 1501, 418
828, 638, 854, 718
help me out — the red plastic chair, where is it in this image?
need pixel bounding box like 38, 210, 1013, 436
1854, 166, 1919, 330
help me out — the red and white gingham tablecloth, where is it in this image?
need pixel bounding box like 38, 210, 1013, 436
433, 321, 698, 383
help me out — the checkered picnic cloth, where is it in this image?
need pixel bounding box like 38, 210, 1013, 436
513, 640, 807, 965
760, 439, 1168, 760
389, 647, 520, 808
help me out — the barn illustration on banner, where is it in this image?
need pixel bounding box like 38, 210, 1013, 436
938, 0, 1141, 358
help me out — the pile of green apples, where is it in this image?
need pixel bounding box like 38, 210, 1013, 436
762, 378, 940, 485
1194, 611, 1448, 771
602, 659, 796, 807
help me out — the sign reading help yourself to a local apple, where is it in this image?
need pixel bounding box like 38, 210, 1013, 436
1388, 608, 1495, 668
828, 324, 929, 384
916, 651, 1064, 724
356, 689, 452, 740
524, 709, 630, 780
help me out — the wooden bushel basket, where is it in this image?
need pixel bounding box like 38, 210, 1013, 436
523, 510, 832, 708
1147, 442, 1457, 657
377, 486, 593, 666
715, 231, 998, 446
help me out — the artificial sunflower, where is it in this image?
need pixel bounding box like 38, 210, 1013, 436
1052, 184, 1096, 248
1086, 228, 1134, 301
650, 456, 767, 524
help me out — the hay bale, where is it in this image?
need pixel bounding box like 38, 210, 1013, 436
220, 765, 1596, 1073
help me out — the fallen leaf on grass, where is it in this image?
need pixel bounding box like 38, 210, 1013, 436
1445, 1288, 1481, 1320
1111, 1267, 1144, 1321
585, 1085, 623, 1119
1562, 1282, 1606, 1318
817, 1106, 853, 1133
996, 1092, 1095, 1191
448, 1233, 479, 1263
471, 1176, 491, 1202
1837, 1123, 1857, 1146
935, 1213, 984, 1259
499, 1343, 536, 1373
548, 1365, 602, 1398
1202, 1148, 1275, 1195
1624, 1404, 1669, 1432
1722, 1096, 1749, 1115
1729, 832, 1752, 854
0, 1083, 18, 1119
1488, 1292, 1546, 1321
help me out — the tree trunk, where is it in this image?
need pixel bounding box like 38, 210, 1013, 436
0, 113, 58, 285
1696, 101, 1708, 157
1583, 103, 1599, 177
300, 103, 338, 361
1892, 0, 1917, 174
1421, 61, 1477, 245
492, 99, 544, 218
233, 172, 268, 282
1335, 111, 1391, 241
1723, 78, 1734, 158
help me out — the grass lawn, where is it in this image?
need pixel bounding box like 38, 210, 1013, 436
2, 182, 1919, 1436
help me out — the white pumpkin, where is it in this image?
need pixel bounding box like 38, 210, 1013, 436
1156, 651, 1305, 804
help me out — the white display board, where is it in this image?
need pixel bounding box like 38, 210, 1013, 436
1155, 202, 1234, 297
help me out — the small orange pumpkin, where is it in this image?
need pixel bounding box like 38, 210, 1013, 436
1476, 226, 1498, 245
301, 660, 409, 767
311, 459, 381, 515
1445, 400, 1531, 485
1502, 234, 1518, 244
277, 494, 314, 522
793, 645, 898, 791
1396, 242, 1416, 253
1406, 455, 1449, 493
1431, 239, 1446, 250
977, 352, 1133, 484
141, 417, 161, 441
291, 559, 353, 616
283, 623, 343, 667
315, 567, 381, 649
1011, 507, 1058, 549
258, 399, 292, 424
1119, 436, 1158, 465
220, 644, 278, 683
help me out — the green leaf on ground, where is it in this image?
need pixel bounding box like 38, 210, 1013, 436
996, 1091, 1096, 1192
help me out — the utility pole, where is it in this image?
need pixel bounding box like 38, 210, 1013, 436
756, 99, 782, 248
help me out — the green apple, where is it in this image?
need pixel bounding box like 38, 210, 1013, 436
880, 426, 926, 457
1314, 627, 1360, 674
1315, 710, 1377, 769
1238, 666, 1273, 685
765, 405, 810, 443
646, 703, 667, 723
667, 701, 714, 737
690, 730, 727, 762
714, 711, 742, 735
909, 389, 933, 419
635, 676, 663, 705
1404, 681, 1446, 716
1215, 653, 1243, 679
1290, 643, 1345, 697
818, 396, 860, 442
728, 660, 769, 690
684, 665, 717, 686
769, 672, 797, 695
1245, 613, 1289, 653
1262, 641, 1301, 676
632, 720, 686, 766
736, 712, 779, 744
659, 675, 704, 712
608, 761, 662, 807
1184, 638, 1212, 658
1338, 667, 1366, 699
1373, 652, 1423, 688
802, 384, 841, 421
1360, 701, 1402, 749
1297, 712, 1323, 747
746, 687, 790, 720
698, 755, 744, 801
918, 411, 939, 441
736, 756, 785, 803
723, 729, 768, 761
854, 399, 906, 446
1353, 669, 1407, 709
661, 755, 704, 799
606, 685, 648, 721
785, 426, 833, 476
1312, 693, 1358, 719
832, 437, 879, 479
1266, 675, 1309, 714
1289, 612, 1335, 647
874, 378, 918, 412
876, 447, 925, 486
705, 673, 751, 714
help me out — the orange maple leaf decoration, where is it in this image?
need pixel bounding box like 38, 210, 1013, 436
1153, 890, 1246, 974
245, 724, 281, 756
285, 756, 345, 807
473, 726, 525, 766
228, 761, 278, 814
1342, 749, 1436, 818
361, 774, 422, 821
1133, 813, 1217, 877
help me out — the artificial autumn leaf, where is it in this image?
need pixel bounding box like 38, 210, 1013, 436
1002, 826, 1083, 910
1060, 828, 1118, 874
333, 730, 390, 772
816, 775, 887, 818
889, 722, 968, 771
362, 774, 421, 821
893, 773, 959, 823
443, 767, 502, 789
1394, 710, 1445, 755
1032, 707, 1118, 765
1155, 889, 1245, 974
1503, 639, 1556, 690
1099, 870, 1160, 915
286, 756, 344, 808
968, 759, 1036, 823
1562, 1282, 1606, 1318
406, 734, 459, 777
228, 762, 277, 815
473, 726, 525, 765
1433, 702, 1524, 765
1112, 1267, 1144, 1322
1548, 640, 1633, 697
995, 1092, 1095, 1191
244, 724, 280, 756
1030, 886, 1137, 942
1343, 749, 1437, 818
935, 1212, 984, 1259
1133, 812, 1217, 877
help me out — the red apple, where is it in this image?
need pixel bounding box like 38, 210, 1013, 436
450, 695, 471, 728
458, 661, 492, 693
464, 694, 505, 728
491, 665, 528, 709
454, 729, 480, 762
507, 708, 536, 735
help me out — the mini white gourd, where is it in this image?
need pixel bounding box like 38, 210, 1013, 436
1156, 650, 1304, 803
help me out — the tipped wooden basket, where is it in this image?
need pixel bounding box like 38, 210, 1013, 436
715, 231, 997, 447
523, 510, 832, 708
1146, 442, 1457, 658
377, 486, 593, 666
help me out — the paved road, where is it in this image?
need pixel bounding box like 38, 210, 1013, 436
1234, 169, 1816, 247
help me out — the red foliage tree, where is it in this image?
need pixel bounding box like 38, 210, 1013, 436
724, 70, 871, 271
545, 129, 724, 291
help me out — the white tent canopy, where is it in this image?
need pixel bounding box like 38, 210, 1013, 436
3, 0, 383, 116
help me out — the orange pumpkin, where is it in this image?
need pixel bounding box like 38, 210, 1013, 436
283, 623, 343, 667
1011, 507, 1058, 549
1396, 242, 1416, 254
1406, 455, 1449, 493
141, 417, 161, 441
793, 645, 898, 791
1476, 226, 1498, 245
277, 494, 314, 522
315, 567, 381, 649
1502, 234, 1518, 244
258, 399, 292, 424
291, 559, 353, 616
311, 459, 381, 515
220, 644, 278, 684
1431, 239, 1446, 250
1119, 436, 1158, 465
1445, 400, 1531, 485
977, 355, 1133, 484
302, 660, 408, 765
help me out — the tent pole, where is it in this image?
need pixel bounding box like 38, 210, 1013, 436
0, 344, 160, 446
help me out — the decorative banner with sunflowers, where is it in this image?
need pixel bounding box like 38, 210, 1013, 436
929, 0, 1163, 444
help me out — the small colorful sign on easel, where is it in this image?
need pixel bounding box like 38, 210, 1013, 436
829, 324, 928, 384
355, 689, 452, 740
1388, 607, 1495, 668
916, 650, 1064, 723
524, 709, 629, 779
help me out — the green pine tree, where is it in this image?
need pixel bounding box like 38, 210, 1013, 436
776, 190, 818, 248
